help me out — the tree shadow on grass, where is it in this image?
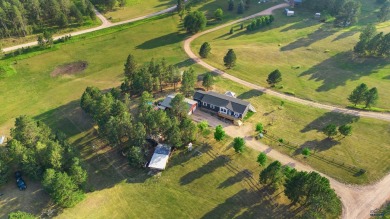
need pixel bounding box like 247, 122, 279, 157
383, 75, 390, 80
299, 52, 389, 92
294, 138, 340, 155
180, 155, 230, 185
174, 58, 196, 69
136, 32, 187, 50
331, 29, 358, 42
237, 89, 264, 100
217, 170, 249, 189
280, 28, 336, 51
34, 100, 93, 137
201, 189, 294, 219
279, 18, 319, 32
301, 111, 360, 133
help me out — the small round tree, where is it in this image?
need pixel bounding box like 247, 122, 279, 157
223, 49, 237, 68
257, 152, 267, 166
202, 73, 214, 90
266, 69, 282, 87
214, 8, 223, 20
199, 42, 211, 58
184, 11, 207, 33
233, 137, 245, 153
214, 125, 226, 141
338, 124, 352, 137
255, 123, 263, 133
302, 148, 311, 157
230, 27, 234, 34
323, 124, 338, 138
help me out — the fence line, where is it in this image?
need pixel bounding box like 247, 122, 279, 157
263, 133, 364, 174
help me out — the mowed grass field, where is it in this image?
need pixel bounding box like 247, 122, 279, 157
213, 76, 390, 184
56, 130, 301, 219
103, 0, 176, 22
0, 0, 386, 216
192, 4, 390, 109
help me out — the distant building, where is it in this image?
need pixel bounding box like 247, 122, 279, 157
148, 144, 172, 170
193, 91, 255, 123
158, 94, 198, 115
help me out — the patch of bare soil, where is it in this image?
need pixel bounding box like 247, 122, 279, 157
50, 61, 88, 77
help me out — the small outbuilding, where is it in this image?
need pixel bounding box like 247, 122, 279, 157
315, 13, 321, 19
148, 144, 172, 170
224, 91, 236, 98
158, 94, 198, 115
287, 11, 295, 16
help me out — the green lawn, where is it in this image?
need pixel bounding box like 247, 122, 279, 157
56, 130, 302, 219
192, 4, 390, 109
102, 0, 176, 22
213, 76, 390, 184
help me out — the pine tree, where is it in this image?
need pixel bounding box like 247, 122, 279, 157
364, 87, 379, 108
223, 49, 237, 68
237, 0, 245, 14
348, 83, 368, 106
199, 42, 211, 58
228, 0, 234, 11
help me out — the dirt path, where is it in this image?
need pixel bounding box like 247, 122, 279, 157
192, 110, 390, 219
183, 3, 390, 123
3, 6, 178, 53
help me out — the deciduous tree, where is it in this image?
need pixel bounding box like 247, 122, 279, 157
323, 124, 338, 138
364, 87, 379, 108
183, 11, 207, 33
266, 69, 282, 86
257, 152, 267, 166
348, 83, 368, 106
214, 125, 226, 141
214, 8, 223, 20
338, 124, 352, 137
233, 137, 245, 153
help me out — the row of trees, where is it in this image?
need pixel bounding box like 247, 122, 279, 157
259, 159, 341, 218
323, 123, 352, 138
120, 54, 196, 97
228, 0, 251, 14
348, 83, 379, 108
4, 116, 87, 207
246, 15, 274, 32
354, 24, 390, 57
91, 0, 125, 11
0, 0, 96, 38
301, 0, 361, 27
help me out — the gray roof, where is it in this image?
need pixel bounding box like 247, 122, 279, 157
194, 91, 251, 114
160, 94, 197, 110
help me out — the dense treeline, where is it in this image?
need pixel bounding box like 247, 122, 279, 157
301, 0, 361, 27
259, 160, 341, 218
354, 24, 390, 57
81, 55, 198, 167
120, 54, 196, 97
6, 115, 87, 207
90, 0, 125, 11
0, 0, 96, 38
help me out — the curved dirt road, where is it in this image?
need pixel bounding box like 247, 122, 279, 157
183, 3, 390, 122
192, 110, 390, 219
3, 6, 178, 53
186, 4, 390, 219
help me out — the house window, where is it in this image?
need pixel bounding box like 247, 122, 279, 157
234, 112, 240, 118
203, 102, 207, 106
210, 104, 215, 109
220, 108, 227, 114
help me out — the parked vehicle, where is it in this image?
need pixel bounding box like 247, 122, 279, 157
15, 171, 27, 191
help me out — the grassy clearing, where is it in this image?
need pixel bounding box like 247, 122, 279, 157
213, 76, 390, 184
192, 3, 390, 109
102, 0, 176, 22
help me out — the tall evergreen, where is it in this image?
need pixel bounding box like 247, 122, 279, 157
223, 49, 237, 68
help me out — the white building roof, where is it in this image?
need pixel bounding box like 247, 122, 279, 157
148, 144, 171, 170
224, 91, 236, 98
